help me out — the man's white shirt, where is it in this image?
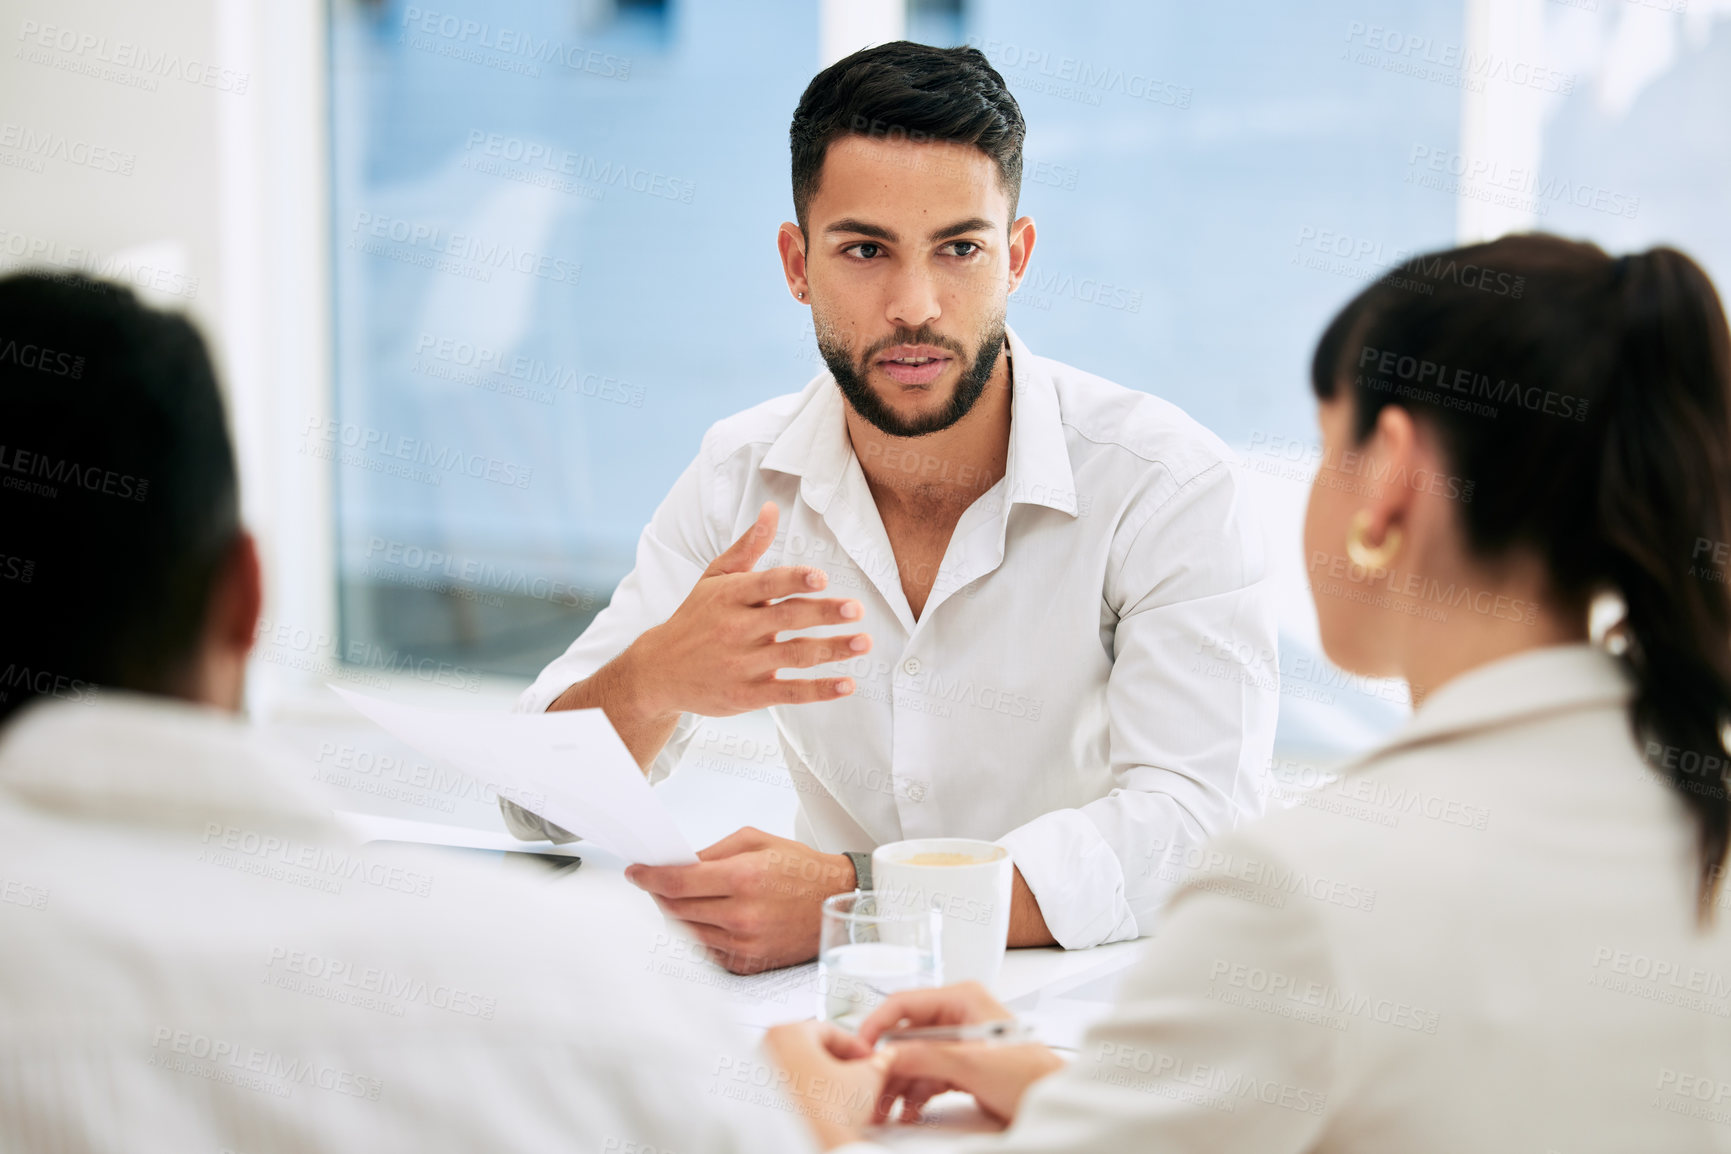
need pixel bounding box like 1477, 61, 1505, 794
519, 328, 1279, 948
0, 694, 815, 1152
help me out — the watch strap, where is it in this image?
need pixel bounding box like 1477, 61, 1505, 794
843, 850, 872, 892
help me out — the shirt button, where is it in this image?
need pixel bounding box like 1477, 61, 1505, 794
902, 657, 922, 677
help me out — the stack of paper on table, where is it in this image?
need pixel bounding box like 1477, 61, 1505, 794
332, 811, 584, 858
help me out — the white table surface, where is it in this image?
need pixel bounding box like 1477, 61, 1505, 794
366, 822, 1148, 1149
299, 705, 1148, 1145
352, 813, 1151, 1027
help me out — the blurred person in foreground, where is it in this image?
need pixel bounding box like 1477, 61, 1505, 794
509, 41, 1278, 971
0, 273, 837, 1151
768, 233, 1731, 1152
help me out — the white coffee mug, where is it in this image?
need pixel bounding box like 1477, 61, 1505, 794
872, 837, 1013, 987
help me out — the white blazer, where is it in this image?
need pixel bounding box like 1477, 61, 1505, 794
0, 694, 815, 1153
951, 644, 1731, 1153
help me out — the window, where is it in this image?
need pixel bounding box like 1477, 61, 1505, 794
329, 0, 1731, 761
329, 0, 821, 680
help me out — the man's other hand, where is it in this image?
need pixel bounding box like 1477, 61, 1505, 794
625, 826, 858, 974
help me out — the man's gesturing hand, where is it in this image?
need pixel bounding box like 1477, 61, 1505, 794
626, 826, 857, 974
551, 501, 871, 768
626, 501, 870, 720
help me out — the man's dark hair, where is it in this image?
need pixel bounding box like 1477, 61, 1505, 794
790, 41, 1026, 232
0, 273, 239, 725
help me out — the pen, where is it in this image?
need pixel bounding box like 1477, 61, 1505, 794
875, 1019, 1033, 1045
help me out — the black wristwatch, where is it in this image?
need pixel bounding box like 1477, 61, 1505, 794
844, 851, 872, 892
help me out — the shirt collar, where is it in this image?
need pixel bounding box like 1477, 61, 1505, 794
0, 692, 336, 835
1001, 327, 1080, 517
759, 326, 1079, 519
1337, 643, 1634, 775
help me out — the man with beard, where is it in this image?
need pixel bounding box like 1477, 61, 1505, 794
509, 42, 1278, 971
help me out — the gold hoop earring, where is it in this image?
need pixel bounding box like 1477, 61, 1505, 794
1346, 509, 1403, 570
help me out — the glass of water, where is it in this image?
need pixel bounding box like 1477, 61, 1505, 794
819, 891, 942, 1031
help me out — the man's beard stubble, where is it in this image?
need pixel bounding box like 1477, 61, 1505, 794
814, 312, 1007, 439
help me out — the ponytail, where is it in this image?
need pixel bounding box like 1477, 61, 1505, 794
1311, 235, 1731, 921
1598, 248, 1731, 919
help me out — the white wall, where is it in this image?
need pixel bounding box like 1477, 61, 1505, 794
1, 0, 335, 720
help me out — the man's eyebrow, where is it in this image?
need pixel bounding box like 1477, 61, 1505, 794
929, 217, 996, 241
824, 219, 897, 241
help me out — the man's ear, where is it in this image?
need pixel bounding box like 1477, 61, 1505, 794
214, 531, 264, 659
778, 221, 810, 303
183, 530, 262, 713
1006, 215, 1036, 293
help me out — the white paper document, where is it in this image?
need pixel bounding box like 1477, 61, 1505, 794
329, 687, 698, 866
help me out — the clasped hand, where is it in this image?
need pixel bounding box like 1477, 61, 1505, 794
763, 982, 1065, 1148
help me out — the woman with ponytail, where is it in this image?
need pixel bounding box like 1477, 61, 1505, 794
1302, 237, 1731, 921
771, 234, 1731, 1153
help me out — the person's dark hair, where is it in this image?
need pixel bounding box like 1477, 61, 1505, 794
789, 41, 1025, 232
1311, 233, 1731, 919
0, 272, 240, 725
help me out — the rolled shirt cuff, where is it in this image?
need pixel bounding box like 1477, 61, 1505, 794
997, 808, 1140, 950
